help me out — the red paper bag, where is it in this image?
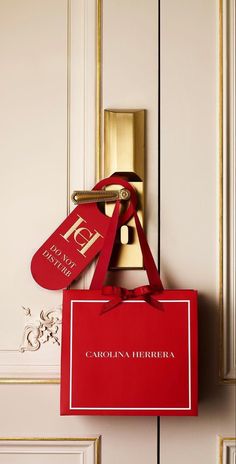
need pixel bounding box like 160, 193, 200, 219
60, 201, 198, 416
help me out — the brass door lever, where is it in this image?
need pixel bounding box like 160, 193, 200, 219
71, 188, 131, 205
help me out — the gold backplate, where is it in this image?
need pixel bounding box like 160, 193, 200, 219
103, 110, 145, 269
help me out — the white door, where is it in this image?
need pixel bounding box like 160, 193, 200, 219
0, 1, 235, 464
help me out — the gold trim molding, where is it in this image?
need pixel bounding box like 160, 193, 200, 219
0, 378, 60, 384
96, 0, 102, 180
0, 437, 101, 464
219, 437, 236, 464
219, 0, 236, 384
219, 0, 225, 384
219, 0, 223, 373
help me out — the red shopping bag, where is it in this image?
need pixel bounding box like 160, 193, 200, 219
60, 200, 198, 416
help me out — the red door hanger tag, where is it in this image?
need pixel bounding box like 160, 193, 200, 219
31, 177, 137, 290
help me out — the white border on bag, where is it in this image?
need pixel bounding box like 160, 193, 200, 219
69, 300, 192, 410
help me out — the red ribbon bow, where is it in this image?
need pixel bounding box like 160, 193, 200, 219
101, 285, 163, 313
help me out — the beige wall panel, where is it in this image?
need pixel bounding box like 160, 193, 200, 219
0, 385, 157, 464
93, 3, 160, 458
0, 1, 158, 463
103, 0, 159, 283
1, 0, 233, 463
160, 0, 235, 462
0, 0, 67, 375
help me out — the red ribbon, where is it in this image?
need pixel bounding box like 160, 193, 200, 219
101, 285, 163, 313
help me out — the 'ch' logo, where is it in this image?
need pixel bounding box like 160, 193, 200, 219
60, 215, 103, 257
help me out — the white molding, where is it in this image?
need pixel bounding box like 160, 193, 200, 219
219, 438, 236, 464
222, 0, 236, 380
69, 0, 97, 290
0, 439, 98, 464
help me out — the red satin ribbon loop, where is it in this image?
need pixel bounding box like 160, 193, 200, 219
101, 285, 163, 313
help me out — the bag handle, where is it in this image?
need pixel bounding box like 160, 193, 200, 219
93, 176, 137, 227
90, 190, 164, 291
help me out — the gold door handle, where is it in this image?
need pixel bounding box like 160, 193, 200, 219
71, 188, 131, 205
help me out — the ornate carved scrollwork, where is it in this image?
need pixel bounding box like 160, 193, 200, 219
19, 306, 62, 353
